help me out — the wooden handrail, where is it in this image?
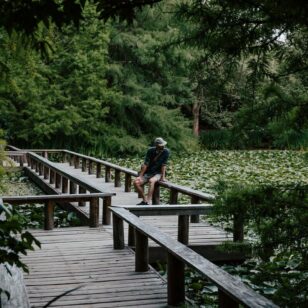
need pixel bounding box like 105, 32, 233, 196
2, 193, 114, 204
110, 206, 277, 308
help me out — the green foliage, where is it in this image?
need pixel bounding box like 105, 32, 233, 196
212, 183, 308, 306
0, 203, 41, 273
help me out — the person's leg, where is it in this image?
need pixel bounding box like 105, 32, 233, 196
147, 174, 161, 204
133, 176, 147, 202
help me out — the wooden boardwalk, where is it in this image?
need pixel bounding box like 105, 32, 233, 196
8, 153, 235, 307
23, 227, 167, 308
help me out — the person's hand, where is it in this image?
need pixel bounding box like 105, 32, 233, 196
160, 176, 166, 182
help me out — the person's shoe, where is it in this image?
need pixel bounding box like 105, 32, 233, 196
136, 201, 149, 205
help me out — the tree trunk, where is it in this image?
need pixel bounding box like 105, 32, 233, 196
192, 101, 201, 136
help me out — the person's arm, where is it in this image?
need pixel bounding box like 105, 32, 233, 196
160, 149, 170, 181
160, 165, 167, 181
139, 164, 148, 176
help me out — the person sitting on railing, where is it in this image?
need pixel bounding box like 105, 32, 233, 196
134, 137, 170, 205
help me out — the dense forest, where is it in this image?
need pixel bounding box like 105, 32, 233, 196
0, 0, 307, 154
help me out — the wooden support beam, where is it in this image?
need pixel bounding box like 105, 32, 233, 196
74, 156, 79, 169
43, 166, 49, 180
69, 155, 74, 166
125, 174, 132, 192
169, 189, 178, 204
69, 181, 77, 194
233, 214, 244, 242
96, 163, 102, 178
105, 166, 111, 182
62, 177, 68, 193
82, 158, 86, 172
115, 170, 121, 187
128, 225, 135, 246
88, 160, 93, 174
38, 163, 43, 176
112, 213, 124, 249
103, 196, 111, 225
49, 169, 55, 184
167, 252, 185, 306
178, 215, 189, 245
152, 183, 160, 205
44, 200, 54, 230
78, 186, 86, 206
191, 195, 200, 223
89, 197, 99, 228
135, 229, 149, 272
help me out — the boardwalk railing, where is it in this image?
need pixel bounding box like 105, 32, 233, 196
6, 147, 244, 241
111, 206, 277, 308
2, 193, 114, 229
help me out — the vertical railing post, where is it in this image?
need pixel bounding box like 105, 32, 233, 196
69, 181, 77, 194
152, 183, 160, 205
105, 166, 111, 182
19, 155, 24, 167
43, 151, 48, 159
82, 158, 87, 172
78, 186, 86, 206
74, 156, 79, 168
218, 290, 239, 308
44, 166, 49, 180
35, 160, 39, 173
44, 200, 54, 230
190, 196, 200, 223
90, 197, 99, 228
115, 170, 121, 187
62, 177, 68, 193
88, 160, 93, 174
169, 189, 178, 204
38, 163, 43, 176
62, 152, 67, 163
125, 174, 132, 192
50, 169, 55, 184
135, 229, 149, 272
55, 173, 61, 189
69, 155, 74, 166
103, 196, 111, 225
112, 213, 124, 249
167, 253, 185, 306
128, 225, 135, 246
178, 215, 189, 245
96, 163, 102, 178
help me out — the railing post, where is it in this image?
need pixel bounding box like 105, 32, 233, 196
191, 196, 200, 223
128, 225, 135, 246
88, 160, 93, 174
90, 197, 99, 228
169, 189, 178, 204
19, 155, 24, 167
115, 170, 121, 187
38, 163, 43, 176
233, 214, 244, 242
82, 158, 87, 172
69, 154, 74, 166
62, 152, 67, 163
103, 196, 111, 225
218, 290, 239, 308
105, 166, 111, 182
35, 160, 39, 173
178, 215, 189, 245
152, 183, 160, 205
135, 229, 149, 272
74, 156, 79, 168
167, 252, 185, 306
78, 186, 86, 206
62, 177, 68, 193
55, 173, 61, 189
125, 174, 132, 192
50, 169, 55, 184
44, 200, 54, 230
112, 213, 124, 249
44, 166, 49, 180
69, 181, 77, 194
43, 151, 48, 159
96, 163, 102, 178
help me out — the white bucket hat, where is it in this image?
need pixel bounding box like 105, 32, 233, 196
154, 137, 167, 146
